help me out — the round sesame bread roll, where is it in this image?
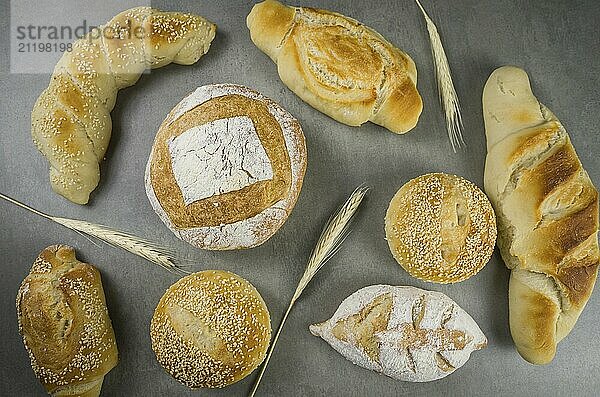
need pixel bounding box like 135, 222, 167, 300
385, 173, 497, 283
150, 270, 271, 388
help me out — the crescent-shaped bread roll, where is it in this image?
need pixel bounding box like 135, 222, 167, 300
31, 7, 216, 204
247, 0, 422, 134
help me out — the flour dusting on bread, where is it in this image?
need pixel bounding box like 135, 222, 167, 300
310, 285, 486, 382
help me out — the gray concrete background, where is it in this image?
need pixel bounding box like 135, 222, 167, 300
1, 0, 599, 396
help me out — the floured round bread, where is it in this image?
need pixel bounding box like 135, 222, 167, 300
385, 173, 497, 283
145, 84, 307, 249
150, 270, 271, 388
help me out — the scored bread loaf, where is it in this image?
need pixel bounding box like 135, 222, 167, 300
16, 245, 118, 396
145, 84, 307, 250
247, 0, 422, 134
310, 285, 487, 382
31, 7, 216, 204
483, 66, 599, 364
385, 173, 497, 284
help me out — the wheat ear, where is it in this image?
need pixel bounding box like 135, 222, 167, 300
249, 185, 369, 397
415, 0, 465, 152
0, 193, 189, 275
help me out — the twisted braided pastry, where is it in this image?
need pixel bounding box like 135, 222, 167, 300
32, 7, 216, 204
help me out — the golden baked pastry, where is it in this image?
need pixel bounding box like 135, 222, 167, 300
145, 84, 307, 250
16, 245, 118, 397
247, 0, 422, 133
150, 270, 271, 388
483, 66, 599, 364
385, 173, 497, 283
31, 7, 216, 204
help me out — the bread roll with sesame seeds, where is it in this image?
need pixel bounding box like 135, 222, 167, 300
150, 270, 271, 388
31, 7, 216, 204
16, 245, 118, 397
385, 173, 497, 284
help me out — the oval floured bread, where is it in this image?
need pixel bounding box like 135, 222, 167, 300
385, 173, 497, 283
150, 270, 271, 389
145, 84, 307, 250
310, 285, 487, 382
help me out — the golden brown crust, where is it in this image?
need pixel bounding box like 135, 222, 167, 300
150, 94, 291, 228
508, 270, 560, 365
246, 0, 295, 61
16, 245, 118, 396
483, 66, 600, 364
385, 173, 497, 284
247, 0, 422, 134
31, 7, 216, 204
150, 270, 271, 388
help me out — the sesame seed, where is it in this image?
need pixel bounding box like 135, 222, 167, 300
385, 173, 497, 283
150, 270, 271, 388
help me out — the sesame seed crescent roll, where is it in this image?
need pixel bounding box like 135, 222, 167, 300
31, 7, 216, 204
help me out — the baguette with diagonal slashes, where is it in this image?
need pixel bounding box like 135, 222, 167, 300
483, 66, 599, 364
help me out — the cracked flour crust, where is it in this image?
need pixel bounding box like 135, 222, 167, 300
310, 285, 487, 382
145, 84, 307, 249
168, 115, 273, 205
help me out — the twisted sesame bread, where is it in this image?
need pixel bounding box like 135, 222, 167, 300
16, 245, 118, 397
483, 66, 599, 364
150, 270, 271, 388
385, 173, 497, 283
247, 0, 422, 133
31, 7, 216, 204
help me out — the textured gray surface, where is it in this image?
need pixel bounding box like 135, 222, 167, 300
1, 0, 599, 396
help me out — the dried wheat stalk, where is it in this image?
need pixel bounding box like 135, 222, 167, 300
0, 193, 188, 275
249, 185, 369, 397
415, 0, 465, 151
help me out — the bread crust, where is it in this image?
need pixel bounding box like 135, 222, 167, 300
385, 173, 497, 284
145, 84, 307, 250
483, 66, 599, 364
31, 7, 216, 204
150, 270, 271, 388
310, 285, 487, 382
247, 0, 422, 134
16, 245, 118, 397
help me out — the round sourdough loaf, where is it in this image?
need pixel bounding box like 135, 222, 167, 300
150, 270, 271, 388
385, 173, 497, 283
145, 84, 307, 249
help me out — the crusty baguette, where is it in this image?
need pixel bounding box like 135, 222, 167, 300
16, 245, 118, 396
483, 66, 599, 364
31, 7, 216, 204
246, 0, 422, 134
